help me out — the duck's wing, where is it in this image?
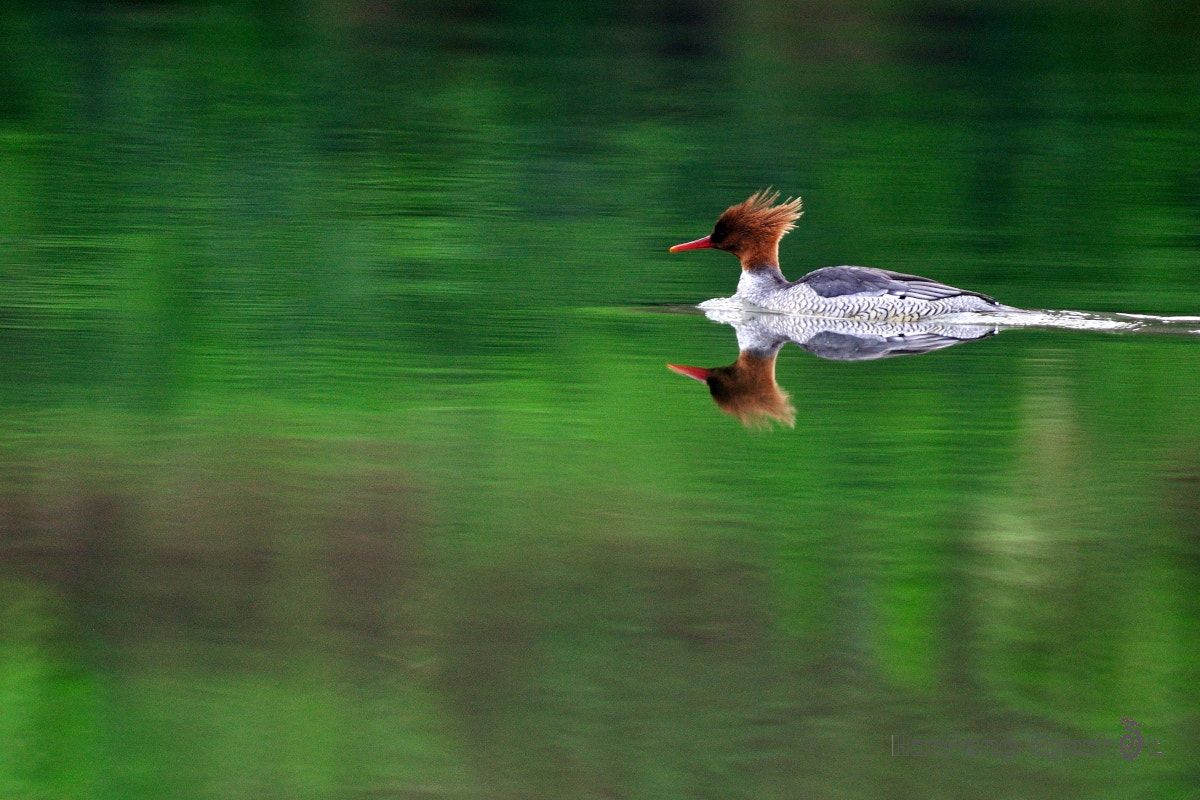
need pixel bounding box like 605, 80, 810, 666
798, 266, 998, 303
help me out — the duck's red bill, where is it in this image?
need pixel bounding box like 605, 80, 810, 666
669, 235, 714, 252
667, 364, 711, 382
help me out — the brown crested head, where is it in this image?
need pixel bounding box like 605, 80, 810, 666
670, 189, 803, 270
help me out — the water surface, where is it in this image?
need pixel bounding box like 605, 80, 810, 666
1, 4, 1198, 798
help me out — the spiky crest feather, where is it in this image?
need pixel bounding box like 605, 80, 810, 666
717, 189, 803, 242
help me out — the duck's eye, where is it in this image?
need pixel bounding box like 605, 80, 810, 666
710, 221, 729, 245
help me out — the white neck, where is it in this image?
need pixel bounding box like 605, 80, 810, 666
737, 265, 788, 300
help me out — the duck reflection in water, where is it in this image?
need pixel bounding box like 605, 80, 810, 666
668, 308, 998, 427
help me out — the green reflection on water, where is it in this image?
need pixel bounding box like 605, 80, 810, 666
1, 2, 1199, 799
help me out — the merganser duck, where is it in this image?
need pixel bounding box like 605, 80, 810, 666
670, 190, 1017, 320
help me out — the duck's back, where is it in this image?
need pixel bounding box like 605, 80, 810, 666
737, 264, 1012, 319
799, 265, 1000, 303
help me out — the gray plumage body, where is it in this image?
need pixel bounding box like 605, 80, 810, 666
711, 304, 998, 360
735, 264, 1013, 320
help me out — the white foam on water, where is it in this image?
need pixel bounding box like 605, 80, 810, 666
692, 300, 1200, 337
935, 310, 1142, 331
1116, 313, 1200, 323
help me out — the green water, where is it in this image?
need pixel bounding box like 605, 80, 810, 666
2, 3, 1199, 798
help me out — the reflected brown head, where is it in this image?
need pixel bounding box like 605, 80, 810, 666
670, 189, 803, 270
667, 353, 795, 428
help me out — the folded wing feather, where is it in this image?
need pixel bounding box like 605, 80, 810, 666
799, 266, 998, 304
